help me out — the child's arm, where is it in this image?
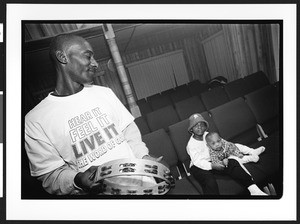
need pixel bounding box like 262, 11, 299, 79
187, 143, 213, 170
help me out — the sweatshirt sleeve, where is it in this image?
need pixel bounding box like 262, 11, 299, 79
25, 118, 84, 195
122, 122, 149, 159
37, 164, 85, 195
107, 88, 134, 132
186, 140, 212, 170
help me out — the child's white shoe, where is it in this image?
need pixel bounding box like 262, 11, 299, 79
253, 146, 265, 156
248, 184, 268, 196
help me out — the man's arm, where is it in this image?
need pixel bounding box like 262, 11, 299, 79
37, 164, 100, 195
37, 164, 82, 195
122, 122, 149, 159
25, 122, 99, 195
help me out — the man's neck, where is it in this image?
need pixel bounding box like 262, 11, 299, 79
53, 84, 84, 96
54, 71, 84, 96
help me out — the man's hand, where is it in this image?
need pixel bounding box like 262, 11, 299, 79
211, 163, 225, 171
142, 154, 171, 169
74, 166, 99, 192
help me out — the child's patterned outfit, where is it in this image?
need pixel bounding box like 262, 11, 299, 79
209, 139, 259, 166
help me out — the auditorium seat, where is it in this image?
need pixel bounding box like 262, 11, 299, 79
187, 80, 209, 96
243, 71, 270, 94
244, 85, 279, 136
134, 116, 151, 136
200, 86, 230, 111
146, 105, 180, 132
174, 96, 206, 120
200, 111, 219, 133
245, 85, 283, 195
167, 116, 266, 196
168, 119, 204, 194
169, 84, 191, 104
273, 81, 280, 94
160, 88, 176, 98
142, 129, 201, 195
148, 93, 173, 111
209, 97, 259, 145
168, 112, 220, 179
168, 113, 222, 195
136, 98, 152, 115
168, 119, 191, 176
209, 97, 281, 196
224, 78, 249, 100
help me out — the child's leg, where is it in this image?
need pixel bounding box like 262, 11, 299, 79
252, 146, 265, 156
248, 184, 268, 195
240, 155, 259, 164
226, 159, 267, 195
226, 159, 253, 186
236, 144, 265, 156
227, 154, 258, 165
235, 143, 255, 154
190, 165, 219, 195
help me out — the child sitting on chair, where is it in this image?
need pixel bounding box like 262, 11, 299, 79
186, 113, 267, 195
205, 132, 265, 168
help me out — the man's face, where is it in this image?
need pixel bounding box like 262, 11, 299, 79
65, 39, 98, 85
207, 133, 222, 151
191, 122, 207, 136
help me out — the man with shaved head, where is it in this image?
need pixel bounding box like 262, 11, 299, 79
25, 34, 158, 195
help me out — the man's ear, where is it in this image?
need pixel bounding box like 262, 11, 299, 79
55, 51, 68, 64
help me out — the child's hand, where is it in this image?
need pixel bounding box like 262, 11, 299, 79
222, 158, 229, 167
142, 155, 169, 168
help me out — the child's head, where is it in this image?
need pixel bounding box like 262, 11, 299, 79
188, 113, 209, 136
205, 132, 223, 151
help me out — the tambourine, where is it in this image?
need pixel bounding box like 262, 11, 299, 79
92, 158, 175, 195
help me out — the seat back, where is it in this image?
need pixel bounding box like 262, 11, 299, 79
200, 111, 219, 133
136, 98, 152, 115
168, 119, 191, 168
244, 85, 279, 135
146, 105, 180, 132
174, 96, 206, 120
224, 78, 249, 100
134, 116, 150, 136
142, 129, 180, 179
210, 97, 259, 145
168, 111, 219, 174
148, 93, 173, 111
200, 86, 230, 110
169, 84, 191, 104
243, 71, 270, 94
273, 81, 280, 93
187, 80, 209, 96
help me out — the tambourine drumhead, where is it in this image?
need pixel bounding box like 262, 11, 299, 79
104, 175, 157, 187
92, 158, 174, 195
